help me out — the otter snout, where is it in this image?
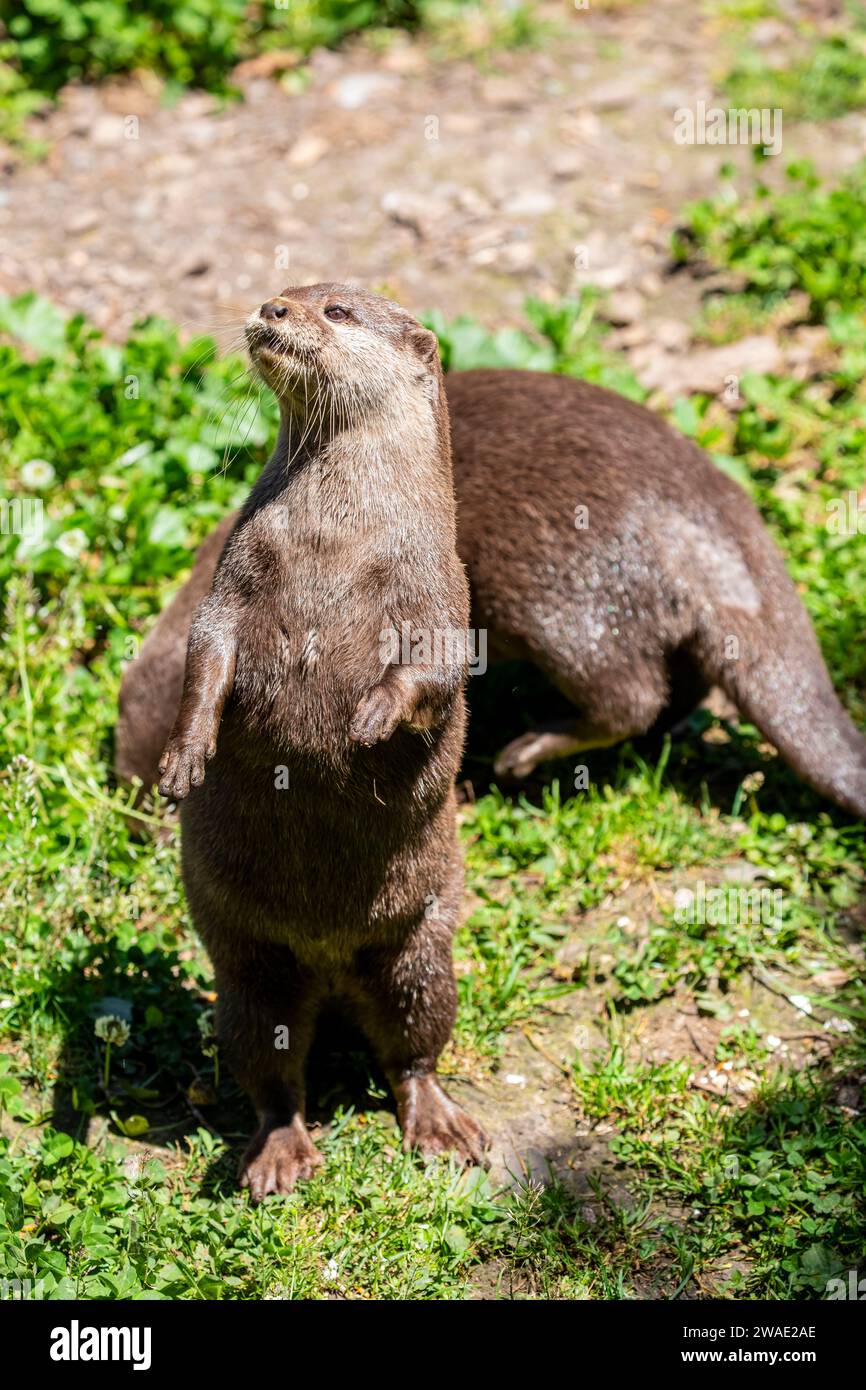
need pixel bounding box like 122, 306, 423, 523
259, 299, 289, 321
245, 296, 319, 367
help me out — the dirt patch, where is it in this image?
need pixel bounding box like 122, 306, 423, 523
6, 0, 866, 365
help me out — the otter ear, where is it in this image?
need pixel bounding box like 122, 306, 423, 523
406, 326, 440, 364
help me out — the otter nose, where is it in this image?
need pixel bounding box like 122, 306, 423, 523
260, 299, 289, 321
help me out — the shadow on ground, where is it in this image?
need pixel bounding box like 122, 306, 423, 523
462, 657, 860, 826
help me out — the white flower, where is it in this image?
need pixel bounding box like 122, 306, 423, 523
56, 527, 88, 559
95, 1014, 130, 1046
20, 458, 55, 488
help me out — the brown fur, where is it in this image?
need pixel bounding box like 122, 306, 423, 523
119, 368, 866, 821
156, 285, 487, 1199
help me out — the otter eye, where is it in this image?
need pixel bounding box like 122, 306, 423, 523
324, 305, 349, 322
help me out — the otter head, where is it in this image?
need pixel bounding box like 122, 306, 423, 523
244, 283, 443, 432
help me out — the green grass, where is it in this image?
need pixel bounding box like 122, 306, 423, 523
572, 1048, 866, 1298
719, 3, 866, 121
5, 0, 419, 96
676, 159, 866, 321
2, 173, 866, 1296
0, 1079, 503, 1299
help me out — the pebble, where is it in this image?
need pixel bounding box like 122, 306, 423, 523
502, 189, 556, 217
330, 73, 397, 110
65, 208, 100, 235
551, 151, 583, 179
605, 290, 645, 325
480, 77, 527, 109
287, 134, 330, 169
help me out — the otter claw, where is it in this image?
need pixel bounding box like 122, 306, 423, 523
158, 743, 207, 800
239, 1121, 323, 1201
396, 1076, 490, 1169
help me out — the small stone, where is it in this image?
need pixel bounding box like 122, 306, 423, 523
232, 50, 300, 82
497, 242, 535, 272
502, 189, 556, 217
90, 115, 125, 145
787, 994, 813, 1016
381, 190, 449, 238
720, 861, 764, 884
654, 318, 691, 351
287, 133, 329, 169
609, 323, 650, 349
480, 77, 527, 109
379, 41, 427, 76
179, 255, 210, 278
66, 208, 100, 235
331, 73, 397, 110
591, 264, 631, 290
637, 270, 664, 298
551, 150, 583, 179
583, 79, 636, 111
605, 290, 645, 325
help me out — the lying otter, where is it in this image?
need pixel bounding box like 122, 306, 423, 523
119, 369, 866, 820
157, 285, 487, 1199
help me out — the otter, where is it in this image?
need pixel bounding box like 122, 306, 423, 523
119, 369, 866, 821
157, 284, 487, 1199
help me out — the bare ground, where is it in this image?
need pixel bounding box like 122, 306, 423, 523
5, 0, 866, 363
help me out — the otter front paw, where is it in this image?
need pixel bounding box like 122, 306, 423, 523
157, 739, 210, 800
349, 683, 402, 746
239, 1120, 323, 1202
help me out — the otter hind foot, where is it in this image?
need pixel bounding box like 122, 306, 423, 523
493, 719, 621, 781
239, 1116, 323, 1201
396, 1075, 489, 1168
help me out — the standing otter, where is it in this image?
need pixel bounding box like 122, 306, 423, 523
118, 370, 866, 820
159, 284, 487, 1199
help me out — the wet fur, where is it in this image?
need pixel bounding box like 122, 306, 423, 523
155, 285, 487, 1198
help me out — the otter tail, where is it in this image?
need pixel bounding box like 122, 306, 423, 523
694, 590, 866, 820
